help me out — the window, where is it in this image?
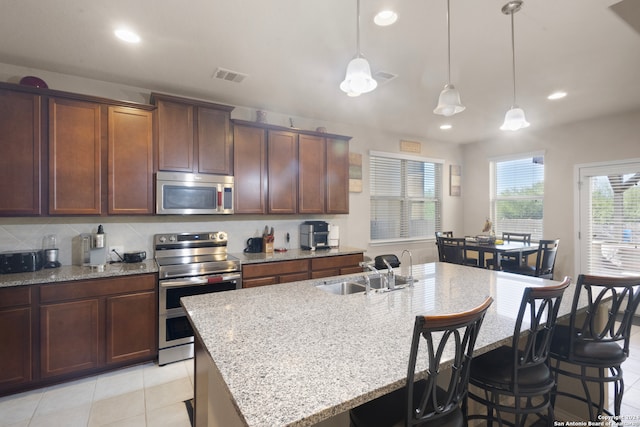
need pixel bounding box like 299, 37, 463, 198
578, 160, 640, 277
369, 151, 442, 243
491, 153, 544, 240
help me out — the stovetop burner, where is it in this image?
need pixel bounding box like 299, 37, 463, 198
154, 231, 240, 279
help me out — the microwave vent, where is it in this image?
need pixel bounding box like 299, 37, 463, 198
212, 67, 247, 83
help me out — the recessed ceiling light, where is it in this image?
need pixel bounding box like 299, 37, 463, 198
374, 10, 398, 26
115, 28, 141, 43
547, 91, 567, 100
440, 124, 452, 130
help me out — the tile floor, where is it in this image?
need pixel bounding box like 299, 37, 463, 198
0, 360, 193, 427
1, 324, 640, 427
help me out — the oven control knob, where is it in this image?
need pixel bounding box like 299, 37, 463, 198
216, 232, 227, 241
169, 235, 176, 242
159, 236, 167, 243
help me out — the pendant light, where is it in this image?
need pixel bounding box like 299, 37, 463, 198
500, 0, 530, 131
340, 0, 377, 96
434, 0, 465, 116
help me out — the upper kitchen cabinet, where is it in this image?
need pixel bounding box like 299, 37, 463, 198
267, 130, 298, 214
298, 134, 326, 214
232, 119, 351, 215
108, 106, 153, 214
0, 88, 43, 216
49, 98, 103, 215
49, 98, 155, 215
325, 138, 350, 214
151, 93, 234, 175
233, 124, 267, 214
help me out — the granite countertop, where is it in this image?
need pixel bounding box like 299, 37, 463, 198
230, 246, 365, 264
0, 260, 158, 288
181, 262, 576, 427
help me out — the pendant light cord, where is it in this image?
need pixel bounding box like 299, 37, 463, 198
356, 0, 361, 57
446, 0, 451, 85
510, 10, 517, 106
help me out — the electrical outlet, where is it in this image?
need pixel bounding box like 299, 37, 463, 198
109, 246, 124, 262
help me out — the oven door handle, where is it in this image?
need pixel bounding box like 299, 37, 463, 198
159, 272, 241, 288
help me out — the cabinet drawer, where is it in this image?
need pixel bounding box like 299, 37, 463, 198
242, 260, 309, 279
279, 272, 310, 283
311, 254, 363, 271
40, 274, 156, 303
310, 269, 339, 279
243, 276, 278, 288
0, 286, 31, 309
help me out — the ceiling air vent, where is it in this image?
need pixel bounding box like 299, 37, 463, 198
212, 67, 248, 83
373, 70, 398, 85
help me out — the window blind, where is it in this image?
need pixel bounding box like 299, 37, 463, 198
370, 153, 442, 242
582, 163, 640, 277
491, 155, 544, 240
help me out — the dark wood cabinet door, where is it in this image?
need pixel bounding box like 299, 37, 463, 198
49, 98, 102, 215
0, 307, 32, 388
234, 125, 267, 213
156, 99, 194, 172
326, 138, 350, 214
108, 106, 153, 214
0, 89, 42, 216
197, 107, 232, 175
0, 286, 32, 391
40, 299, 100, 378
268, 130, 298, 214
106, 290, 156, 365
298, 134, 326, 214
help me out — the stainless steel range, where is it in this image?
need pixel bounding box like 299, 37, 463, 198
155, 231, 241, 365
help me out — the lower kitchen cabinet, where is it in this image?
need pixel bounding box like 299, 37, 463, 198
241, 253, 364, 288
0, 273, 157, 397
39, 274, 157, 379
310, 253, 364, 279
242, 259, 309, 288
0, 286, 32, 390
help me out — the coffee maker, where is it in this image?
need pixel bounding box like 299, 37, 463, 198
73, 225, 108, 266
42, 234, 61, 268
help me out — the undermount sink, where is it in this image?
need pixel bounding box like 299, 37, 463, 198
316, 281, 367, 295
316, 275, 414, 295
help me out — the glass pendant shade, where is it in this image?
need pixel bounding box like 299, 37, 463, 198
434, 84, 465, 116
500, 106, 530, 131
340, 57, 377, 95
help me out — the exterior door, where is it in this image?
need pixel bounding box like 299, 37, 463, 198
577, 159, 640, 277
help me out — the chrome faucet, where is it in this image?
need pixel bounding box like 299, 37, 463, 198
362, 274, 371, 294
359, 261, 386, 290
401, 249, 414, 286
382, 259, 396, 290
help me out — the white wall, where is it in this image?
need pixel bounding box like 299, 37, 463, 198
0, 63, 465, 266
462, 109, 640, 280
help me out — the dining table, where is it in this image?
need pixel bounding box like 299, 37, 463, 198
181, 262, 581, 427
464, 238, 539, 269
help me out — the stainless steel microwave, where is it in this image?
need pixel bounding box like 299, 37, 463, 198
156, 171, 234, 215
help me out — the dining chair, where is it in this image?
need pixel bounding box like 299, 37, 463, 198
549, 274, 640, 419
467, 277, 571, 427
486, 232, 533, 269
350, 296, 494, 427
435, 231, 454, 262
502, 239, 559, 279
440, 237, 478, 267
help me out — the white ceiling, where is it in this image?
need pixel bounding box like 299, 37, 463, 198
2, 0, 639, 144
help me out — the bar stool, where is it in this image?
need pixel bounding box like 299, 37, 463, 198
467, 278, 571, 426
549, 274, 640, 419
349, 296, 493, 427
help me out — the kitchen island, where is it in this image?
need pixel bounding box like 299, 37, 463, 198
181, 262, 576, 427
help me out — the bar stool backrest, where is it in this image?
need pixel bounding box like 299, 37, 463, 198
568, 274, 640, 358
406, 296, 493, 426
510, 278, 571, 394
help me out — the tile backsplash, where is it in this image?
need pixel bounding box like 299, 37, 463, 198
0, 216, 347, 266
